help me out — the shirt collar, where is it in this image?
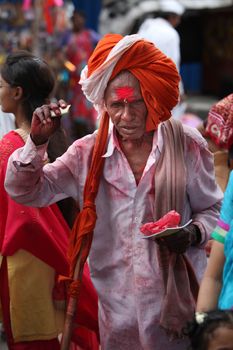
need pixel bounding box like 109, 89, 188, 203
102, 126, 121, 158
102, 123, 164, 158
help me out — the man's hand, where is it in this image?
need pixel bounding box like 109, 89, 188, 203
159, 224, 201, 254
30, 100, 68, 145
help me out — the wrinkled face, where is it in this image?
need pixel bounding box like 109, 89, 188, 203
104, 71, 148, 141
207, 326, 233, 350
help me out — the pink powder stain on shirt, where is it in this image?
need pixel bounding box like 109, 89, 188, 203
116, 86, 135, 102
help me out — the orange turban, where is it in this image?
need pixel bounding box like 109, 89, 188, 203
81, 33, 180, 130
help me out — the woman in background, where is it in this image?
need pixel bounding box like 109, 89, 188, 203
0, 51, 98, 350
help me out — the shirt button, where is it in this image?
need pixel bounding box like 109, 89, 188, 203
134, 217, 139, 223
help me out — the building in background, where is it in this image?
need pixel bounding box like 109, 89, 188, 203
179, 5, 233, 98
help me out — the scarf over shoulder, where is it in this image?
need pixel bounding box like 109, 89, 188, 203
154, 119, 199, 338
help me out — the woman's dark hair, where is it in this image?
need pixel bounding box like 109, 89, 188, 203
1, 50, 76, 226
1, 50, 55, 122
184, 310, 233, 350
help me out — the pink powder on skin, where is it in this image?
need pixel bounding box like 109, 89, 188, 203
116, 86, 135, 102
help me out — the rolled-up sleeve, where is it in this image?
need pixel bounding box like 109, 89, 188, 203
5, 135, 79, 207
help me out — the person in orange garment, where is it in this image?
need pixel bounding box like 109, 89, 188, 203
0, 51, 99, 350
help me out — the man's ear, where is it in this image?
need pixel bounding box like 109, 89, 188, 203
12, 86, 23, 100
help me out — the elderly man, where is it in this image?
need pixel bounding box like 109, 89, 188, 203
5, 34, 222, 349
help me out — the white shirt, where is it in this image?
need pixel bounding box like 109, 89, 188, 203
5, 124, 222, 349
138, 17, 181, 71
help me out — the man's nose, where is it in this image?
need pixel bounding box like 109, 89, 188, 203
121, 104, 133, 121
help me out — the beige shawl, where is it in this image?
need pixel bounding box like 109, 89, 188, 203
154, 118, 199, 338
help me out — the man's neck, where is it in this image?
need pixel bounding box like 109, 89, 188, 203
118, 131, 154, 185
119, 131, 154, 152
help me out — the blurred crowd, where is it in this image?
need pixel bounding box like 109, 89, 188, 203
0, 1, 101, 144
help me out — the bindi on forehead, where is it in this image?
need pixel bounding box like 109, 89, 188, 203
115, 86, 135, 102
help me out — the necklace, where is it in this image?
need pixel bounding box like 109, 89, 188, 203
15, 128, 29, 143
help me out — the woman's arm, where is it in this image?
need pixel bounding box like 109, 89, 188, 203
196, 240, 225, 312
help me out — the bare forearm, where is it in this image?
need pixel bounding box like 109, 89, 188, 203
196, 276, 222, 312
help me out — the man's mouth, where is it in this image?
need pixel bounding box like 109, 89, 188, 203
120, 125, 137, 131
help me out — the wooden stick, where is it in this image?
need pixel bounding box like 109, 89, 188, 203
60, 238, 87, 350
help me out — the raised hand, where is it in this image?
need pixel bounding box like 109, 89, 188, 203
30, 100, 68, 145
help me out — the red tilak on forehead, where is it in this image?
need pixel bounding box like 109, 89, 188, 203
116, 86, 135, 101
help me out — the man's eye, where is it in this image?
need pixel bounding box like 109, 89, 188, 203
131, 100, 144, 107
111, 102, 122, 108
